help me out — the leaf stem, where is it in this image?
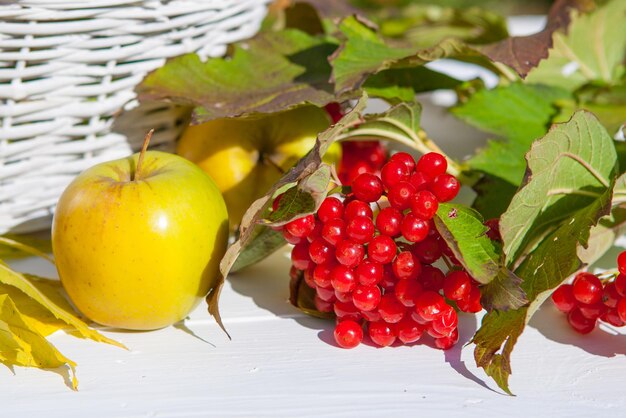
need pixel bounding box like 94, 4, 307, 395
133, 129, 154, 182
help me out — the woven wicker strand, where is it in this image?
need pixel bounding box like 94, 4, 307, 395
0, 0, 269, 234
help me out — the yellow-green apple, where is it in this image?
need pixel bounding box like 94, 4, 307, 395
177, 106, 340, 229
52, 132, 229, 330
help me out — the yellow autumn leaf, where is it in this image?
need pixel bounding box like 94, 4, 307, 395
0, 259, 124, 348
0, 235, 53, 261
0, 283, 69, 337
0, 294, 78, 390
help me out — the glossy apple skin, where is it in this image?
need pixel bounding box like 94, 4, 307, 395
52, 151, 229, 330
177, 106, 339, 228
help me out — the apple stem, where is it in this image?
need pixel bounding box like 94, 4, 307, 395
133, 129, 154, 181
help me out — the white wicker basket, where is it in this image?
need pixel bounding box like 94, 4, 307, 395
0, 0, 269, 234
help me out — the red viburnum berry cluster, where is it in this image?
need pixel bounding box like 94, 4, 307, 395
552, 250, 626, 333
279, 151, 484, 350
324, 102, 388, 186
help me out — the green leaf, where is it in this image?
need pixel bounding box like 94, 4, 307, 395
473, 111, 618, 394
266, 164, 332, 225
370, 4, 508, 45
472, 308, 526, 395
433, 203, 500, 284
454, 83, 571, 184
363, 67, 461, 102
330, 15, 494, 96
230, 228, 286, 273
139, 29, 347, 122
471, 175, 518, 220
525, 0, 626, 90
479, 268, 527, 312
554, 84, 626, 135
501, 111, 618, 265
434, 203, 526, 311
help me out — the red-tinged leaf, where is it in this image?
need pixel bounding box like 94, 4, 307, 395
478, 0, 594, 78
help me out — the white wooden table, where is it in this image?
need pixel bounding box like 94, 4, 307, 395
4, 16, 625, 418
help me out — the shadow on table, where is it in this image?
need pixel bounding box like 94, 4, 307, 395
228, 250, 332, 333
528, 301, 626, 358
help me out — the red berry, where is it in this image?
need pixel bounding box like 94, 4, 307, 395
361, 309, 382, 322
435, 328, 459, 350
368, 235, 397, 264
389, 152, 416, 173
346, 215, 375, 244
313, 262, 335, 289
330, 265, 357, 293
618, 251, 626, 275
578, 301, 607, 320
457, 286, 482, 313
409, 171, 431, 191
410, 190, 439, 220
303, 267, 316, 288
325, 102, 343, 124
392, 251, 422, 280
430, 174, 460, 202
414, 291, 447, 321
282, 228, 304, 245
335, 289, 353, 303
601, 308, 625, 327
291, 241, 312, 270
387, 181, 417, 210
316, 286, 336, 302
352, 285, 382, 312
416, 152, 447, 179
321, 218, 345, 246
378, 294, 406, 323
551, 284, 577, 313
334, 320, 363, 349
572, 272, 603, 305
334, 300, 361, 321
380, 264, 397, 291
375, 207, 403, 237
419, 265, 446, 291
381, 160, 410, 189
443, 270, 472, 301
318, 197, 344, 223
395, 279, 422, 307
617, 297, 626, 323
368, 321, 397, 347
344, 200, 373, 221
314, 295, 334, 312
401, 212, 430, 243
356, 260, 384, 286
602, 282, 621, 308
412, 236, 442, 264
431, 305, 458, 336
397, 317, 423, 344
306, 219, 323, 243
285, 214, 316, 238
345, 161, 374, 185
308, 238, 334, 265
352, 173, 384, 202
335, 239, 365, 268
615, 274, 626, 297
567, 307, 596, 334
